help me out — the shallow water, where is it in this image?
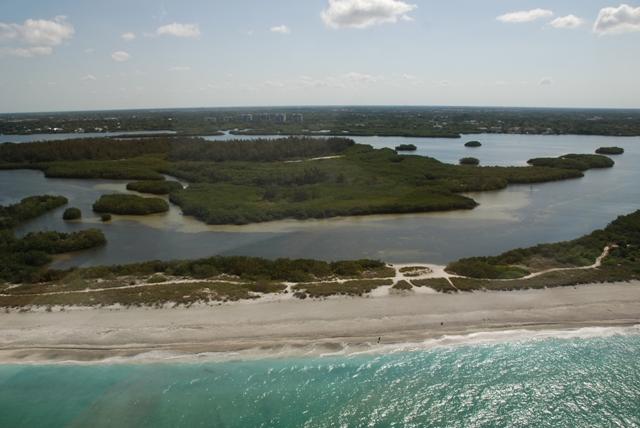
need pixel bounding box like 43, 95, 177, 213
2, 133, 639, 267
1, 329, 639, 428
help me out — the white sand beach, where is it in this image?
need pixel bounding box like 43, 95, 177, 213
1, 281, 639, 364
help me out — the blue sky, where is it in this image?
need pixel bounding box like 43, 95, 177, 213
0, 0, 639, 112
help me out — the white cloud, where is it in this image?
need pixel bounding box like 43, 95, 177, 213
169, 66, 191, 72
270, 25, 291, 34
0, 16, 74, 46
0, 46, 53, 58
263, 80, 286, 88
497, 9, 554, 24
321, 0, 417, 29
549, 15, 585, 29
539, 77, 554, 86
156, 23, 201, 38
121, 32, 136, 41
0, 16, 73, 57
81, 74, 97, 81
343, 71, 382, 83
111, 51, 130, 62
594, 4, 640, 35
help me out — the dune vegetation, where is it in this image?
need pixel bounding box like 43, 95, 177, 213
446, 210, 640, 286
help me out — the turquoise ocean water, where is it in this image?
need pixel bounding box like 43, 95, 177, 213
1, 329, 639, 427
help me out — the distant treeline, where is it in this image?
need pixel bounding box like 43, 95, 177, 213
0, 136, 355, 164
0, 138, 170, 163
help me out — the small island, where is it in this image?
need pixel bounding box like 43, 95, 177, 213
528, 154, 614, 170
465, 141, 482, 148
62, 207, 82, 221
595, 147, 624, 155
93, 194, 170, 215
395, 144, 417, 152
126, 180, 183, 195
459, 157, 480, 166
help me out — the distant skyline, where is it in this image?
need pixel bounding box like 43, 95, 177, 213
1, 0, 639, 113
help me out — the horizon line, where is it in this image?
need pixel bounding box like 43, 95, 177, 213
2, 103, 640, 116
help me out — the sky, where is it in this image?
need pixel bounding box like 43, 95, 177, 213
0, 0, 639, 113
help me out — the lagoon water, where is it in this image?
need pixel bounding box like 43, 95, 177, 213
2, 133, 640, 267
1, 329, 639, 427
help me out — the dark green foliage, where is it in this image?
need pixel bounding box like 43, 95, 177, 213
596, 146, 624, 155
0, 195, 68, 229
0, 228, 106, 283
395, 144, 417, 151
126, 180, 183, 195
0, 138, 616, 226
459, 157, 480, 166
93, 194, 169, 215
527, 154, 614, 170
465, 141, 482, 148
100, 213, 112, 222
0, 138, 170, 163
62, 207, 81, 221
16, 229, 106, 254
168, 137, 354, 162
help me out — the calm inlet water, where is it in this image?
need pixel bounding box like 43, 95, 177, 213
1, 329, 639, 427
1, 133, 639, 267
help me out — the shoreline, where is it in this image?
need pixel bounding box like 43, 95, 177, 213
1, 282, 639, 364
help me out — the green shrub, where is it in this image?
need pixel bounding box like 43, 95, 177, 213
464, 141, 482, 148
459, 157, 480, 166
595, 147, 624, 155
93, 194, 169, 215
126, 180, 183, 195
62, 207, 81, 221
395, 144, 417, 151
100, 213, 112, 222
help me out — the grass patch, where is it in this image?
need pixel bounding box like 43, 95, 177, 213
411, 278, 456, 293
292, 279, 393, 298
392, 280, 413, 290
